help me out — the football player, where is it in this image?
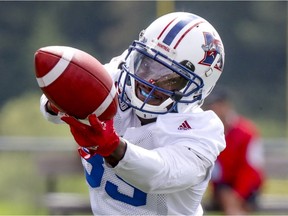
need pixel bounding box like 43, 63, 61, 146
40, 12, 226, 215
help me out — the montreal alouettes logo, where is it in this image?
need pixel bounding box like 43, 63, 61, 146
199, 32, 224, 72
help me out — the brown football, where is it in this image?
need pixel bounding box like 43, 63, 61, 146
34, 46, 118, 120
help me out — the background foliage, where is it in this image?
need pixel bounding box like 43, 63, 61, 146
0, 1, 286, 137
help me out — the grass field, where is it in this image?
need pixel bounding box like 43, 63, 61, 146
0, 151, 287, 215
0, 151, 89, 215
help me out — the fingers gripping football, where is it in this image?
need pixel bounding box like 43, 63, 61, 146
46, 101, 60, 115
61, 114, 120, 157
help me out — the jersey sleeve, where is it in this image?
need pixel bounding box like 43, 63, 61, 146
113, 111, 225, 194
114, 140, 211, 194
40, 94, 63, 124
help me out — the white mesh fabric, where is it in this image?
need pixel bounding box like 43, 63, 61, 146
82, 108, 168, 215
81, 108, 220, 215
88, 165, 167, 215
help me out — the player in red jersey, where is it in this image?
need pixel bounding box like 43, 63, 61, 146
203, 87, 265, 215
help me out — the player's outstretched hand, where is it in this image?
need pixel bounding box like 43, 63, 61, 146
61, 114, 120, 157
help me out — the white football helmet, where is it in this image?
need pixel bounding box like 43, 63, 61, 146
118, 12, 225, 119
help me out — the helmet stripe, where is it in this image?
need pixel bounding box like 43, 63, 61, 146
162, 19, 191, 45
157, 18, 177, 40
173, 21, 205, 49
161, 14, 199, 46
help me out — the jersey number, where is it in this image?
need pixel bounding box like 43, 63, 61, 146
85, 155, 147, 207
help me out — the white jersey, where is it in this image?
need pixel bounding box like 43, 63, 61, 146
85, 106, 225, 215
39, 52, 226, 215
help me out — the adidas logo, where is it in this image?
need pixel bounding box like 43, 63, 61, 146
178, 120, 192, 130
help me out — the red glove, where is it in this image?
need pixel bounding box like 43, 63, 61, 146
61, 114, 120, 157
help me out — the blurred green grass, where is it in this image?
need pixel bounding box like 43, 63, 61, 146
0, 151, 88, 215
0, 150, 288, 215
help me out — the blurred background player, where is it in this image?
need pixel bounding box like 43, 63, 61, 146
203, 86, 265, 215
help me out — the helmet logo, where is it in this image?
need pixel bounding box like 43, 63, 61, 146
199, 32, 224, 71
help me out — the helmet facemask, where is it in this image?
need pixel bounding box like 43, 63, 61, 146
117, 12, 225, 119
118, 41, 204, 119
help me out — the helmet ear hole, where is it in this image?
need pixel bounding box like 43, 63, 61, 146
180, 60, 195, 72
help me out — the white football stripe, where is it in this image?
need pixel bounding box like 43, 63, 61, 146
93, 84, 117, 117
36, 49, 75, 87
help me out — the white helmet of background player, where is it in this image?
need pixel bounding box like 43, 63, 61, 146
118, 12, 225, 119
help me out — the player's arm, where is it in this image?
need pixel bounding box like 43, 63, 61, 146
63, 114, 209, 193
61, 114, 123, 158
104, 138, 127, 167
113, 141, 211, 193
61, 113, 217, 194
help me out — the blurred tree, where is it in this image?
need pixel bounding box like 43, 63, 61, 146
0, 1, 286, 136
0, 92, 70, 136
55, 1, 155, 62
0, 2, 70, 108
